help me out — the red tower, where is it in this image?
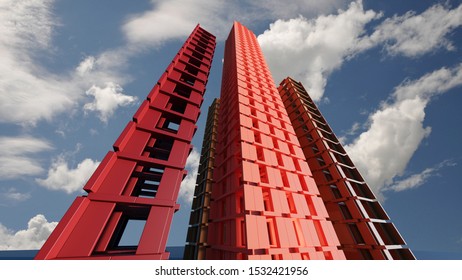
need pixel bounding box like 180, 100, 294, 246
278, 77, 415, 259
204, 22, 346, 260
35, 25, 216, 260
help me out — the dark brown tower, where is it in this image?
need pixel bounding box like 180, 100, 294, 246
184, 98, 220, 259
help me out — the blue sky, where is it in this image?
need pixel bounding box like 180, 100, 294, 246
0, 0, 461, 258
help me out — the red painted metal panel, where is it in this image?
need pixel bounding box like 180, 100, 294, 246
97, 159, 136, 194
34, 197, 90, 259
36, 24, 216, 260
83, 151, 117, 193
56, 201, 115, 258
242, 161, 260, 183
192, 22, 347, 260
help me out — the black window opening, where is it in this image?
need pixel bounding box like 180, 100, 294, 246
311, 144, 319, 153
348, 223, 365, 244
145, 135, 174, 161
168, 97, 188, 114
329, 184, 342, 199
338, 202, 353, 220
188, 57, 202, 68
180, 72, 196, 86
194, 45, 206, 55
174, 82, 193, 98
360, 249, 373, 260
184, 64, 199, 76
132, 165, 165, 198
322, 169, 333, 182
191, 51, 205, 62
316, 156, 326, 166
196, 41, 208, 51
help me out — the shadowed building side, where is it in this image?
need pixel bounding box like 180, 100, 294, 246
184, 98, 220, 260
278, 77, 415, 260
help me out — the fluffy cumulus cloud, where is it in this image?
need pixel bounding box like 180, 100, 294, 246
75, 52, 139, 123
345, 64, 462, 200
36, 156, 100, 194
258, 1, 462, 101
84, 82, 137, 123
123, 0, 224, 45
0, 136, 52, 179
258, 1, 380, 101
122, 0, 350, 45
0, 0, 139, 127
0, 214, 57, 250
358, 3, 462, 57
178, 148, 201, 203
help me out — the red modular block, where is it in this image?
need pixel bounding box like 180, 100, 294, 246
35, 24, 216, 260
205, 22, 345, 260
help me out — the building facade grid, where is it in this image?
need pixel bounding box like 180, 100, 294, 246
278, 77, 415, 260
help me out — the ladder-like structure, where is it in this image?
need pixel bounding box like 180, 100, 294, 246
35, 25, 215, 260
184, 98, 220, 260
278, 77, 415, 259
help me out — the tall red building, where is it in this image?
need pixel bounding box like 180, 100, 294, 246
35, 25, 216, 260
202, 22, 346, 260
278, 77, 415, 259
186, 22, 413, 260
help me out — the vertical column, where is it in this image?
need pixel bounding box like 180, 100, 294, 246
35, 25, 216, 260
184, 98, 220, 259
278, 77, 415, 260
206, 22, 345, 260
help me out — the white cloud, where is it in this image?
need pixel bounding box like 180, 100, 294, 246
258, 2, 462, 101
123, 0, 226, 45
0, 136, 52, 179
75, 56, 96, 76
0, 0, 139, 126
387, 160, 456, 192
258, 1, 380, 101
0, 0, 80, 126
1, 188, 31, 203
0, 214, 57, 250
339, 122, 362, 144
36, 156, 100, 194
244, 0, 350, 21
0, 0, 350, 126
358, 3, 462, 57
75, 50, 133, 86
345, 64, 462, 200
122, 0, 350, 45
83, 82, 138, 123
179, 148, 201, 203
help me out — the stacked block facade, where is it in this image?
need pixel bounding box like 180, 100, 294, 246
278, 77, 415, 259
184, 98, 220, 259
204, 22, 346, 260
35, 25, 216, 260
